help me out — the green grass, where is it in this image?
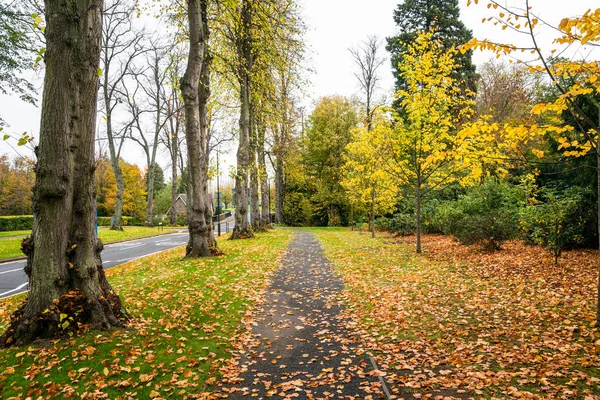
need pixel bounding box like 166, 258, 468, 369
0, 231, 31, 239
0, 227, 179, 261
0, 229, 292, 398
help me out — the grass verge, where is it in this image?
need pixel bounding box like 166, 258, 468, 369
0, 229, 292, 399
309, 227, 600, 399
0, 227, 179, 261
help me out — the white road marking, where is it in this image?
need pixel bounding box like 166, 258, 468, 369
0, 259, 25, 266
0, 282, 28, 298
0, 268, 23, 275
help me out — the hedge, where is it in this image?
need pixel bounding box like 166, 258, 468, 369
97, 216, 134, 227
0, 215, 34, 231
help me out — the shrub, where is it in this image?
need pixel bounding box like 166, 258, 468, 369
0, 215, 33, 231
375, 213, 416, 236
283, 193, 313, 226
430, 179, 523, 250
520, 186, 591, 264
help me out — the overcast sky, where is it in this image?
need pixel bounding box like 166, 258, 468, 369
1, 0, 598, 172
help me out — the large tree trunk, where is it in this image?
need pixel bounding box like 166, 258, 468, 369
249, 109, 261, 231
181, 0, 213, 258
231, 0, 254, 240
596, 124, 600, 327
199, 46, 216, 249
1, 0, 125, 348
371, 183, 376, 238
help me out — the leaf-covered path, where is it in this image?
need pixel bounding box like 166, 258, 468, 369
221, 230, 386, 399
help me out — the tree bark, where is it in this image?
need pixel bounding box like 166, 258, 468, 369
275, 137, 284, 224
199, 45, 216, 249
249, 108, 261, 231
416, 179, 422, 254
231, 0, 254, 240
145, 163, 155, 226
180, 0, 213, 257
259, 122, 271, 229
1, 0, 125, 348
170, 127, 178, 225
596, 116, 600, 327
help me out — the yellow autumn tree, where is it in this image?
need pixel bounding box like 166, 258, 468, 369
342, 111, 398, 231
386, 29, 481, 253
463, 1, 600, 325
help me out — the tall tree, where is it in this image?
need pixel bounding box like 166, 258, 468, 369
1, 0, 126, 347
386, 30, 477, 253
304, 96, 358, 226
125, 41, 171, 227
386, 0, 476, 96
99, 0, 146, 230
350, 36, 385, 237
180, 0, 216, 256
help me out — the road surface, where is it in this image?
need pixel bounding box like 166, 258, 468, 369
0, 218, 237, 300
0, 232, 188, 299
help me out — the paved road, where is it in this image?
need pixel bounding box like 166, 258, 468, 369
0, 232, 189, 299
0, 218, 236, 300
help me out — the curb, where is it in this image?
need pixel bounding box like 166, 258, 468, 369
0, 230, 186, 265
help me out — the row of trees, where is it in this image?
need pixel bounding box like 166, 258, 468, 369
0, 0, 307, 345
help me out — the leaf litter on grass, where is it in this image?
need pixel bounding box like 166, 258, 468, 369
312, 228, 600, 400
0, 229, 292, 399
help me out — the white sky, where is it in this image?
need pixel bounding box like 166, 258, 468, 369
1, 0, 598, 173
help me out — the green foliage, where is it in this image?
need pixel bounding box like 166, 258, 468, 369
146, 163, 166, 198
0, 1, 38, 122
431, 180, 524, 250
153, 184, 173, 216
375, 213, 416, 236
301, 96, 358, 226
283, 192, 312, 227
0, 215, 33, 231
386, 0, 476, 99
520, 186, 592, 264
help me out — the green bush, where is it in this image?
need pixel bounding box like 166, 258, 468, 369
375, 213, 416, 236
0, 215, 33, 231
283, 193, 313, 226
520, 186, 591, 264
431, 179, 524, 250
97, 216, 134, 227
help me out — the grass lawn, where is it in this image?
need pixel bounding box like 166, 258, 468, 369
0, 229, 292, 398
0, 227, 179, 261
309, 227, 600, 399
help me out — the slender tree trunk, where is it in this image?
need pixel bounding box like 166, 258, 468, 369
111, 160, 125, 230
250, 110, 261, 231
1, 0, 125, 347
371, 183, 376, 238
275, 143, 284, 224
231, 0, 254, 239
181, 0, 212, 257
170, 129, 178, 225
199, 49, 216, 248
259, 124, 270, 229
416, 181, 422, 254
145, 163, 155, 226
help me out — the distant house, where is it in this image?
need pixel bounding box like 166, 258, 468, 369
165, 193, 214, 220
166, 194, 187, 219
